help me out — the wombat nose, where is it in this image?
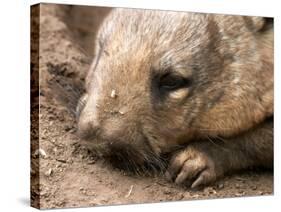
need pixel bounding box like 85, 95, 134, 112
77, 118, 100, 141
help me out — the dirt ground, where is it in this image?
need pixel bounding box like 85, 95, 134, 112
30, 4, 273, 209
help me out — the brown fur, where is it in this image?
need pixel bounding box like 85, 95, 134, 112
77, 8, 273, 187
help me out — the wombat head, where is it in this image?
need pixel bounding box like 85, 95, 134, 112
77, 8, 273, 170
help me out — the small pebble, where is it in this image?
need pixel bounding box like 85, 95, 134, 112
69, 128, 76, 133
235, 191, 245, 197
45, 168, 53, 176
101, 199, 109, 204
252, 185, 257, 190
217, 183, 224, 189
125, 185, 134, 198
64, 125, 73, 132
119, 109, 125, 115
258, 191, 264, 195
87, 160, 96, 164
56, 158, 67, 163
163, 189, 172, 195
191, 194, 200, 198
34, 148, 47, 158
178, 193, 185, 200
31, 168, 36, 175
67, 159, 73, 164
235, 183, 241, 189
55, 164, 62, 168
110, 89, 117, 98
57, 114, 65, 121
236, 177, 245, 182
203, 187, 217, 194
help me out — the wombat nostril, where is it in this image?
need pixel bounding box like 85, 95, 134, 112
78, 119, 100, 141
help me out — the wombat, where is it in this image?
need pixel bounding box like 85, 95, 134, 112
76, 8, 273, 188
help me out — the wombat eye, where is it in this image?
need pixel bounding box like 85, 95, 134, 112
159, 73, 191, 92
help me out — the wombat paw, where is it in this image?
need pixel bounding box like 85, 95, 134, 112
165, 146, 220, 188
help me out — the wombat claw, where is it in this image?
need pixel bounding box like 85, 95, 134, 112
165, 147, 219, 188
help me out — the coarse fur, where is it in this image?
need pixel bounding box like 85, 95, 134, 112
77, 8, 273, 188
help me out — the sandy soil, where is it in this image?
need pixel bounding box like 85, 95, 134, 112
30, 4, 273, 209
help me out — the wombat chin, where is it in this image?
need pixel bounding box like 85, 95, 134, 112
84, 140, 170, 176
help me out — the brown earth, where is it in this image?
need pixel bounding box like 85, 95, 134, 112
30, 3, 273, 209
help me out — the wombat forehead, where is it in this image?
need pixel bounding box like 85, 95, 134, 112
93, 10, 212, 85
99, 9, 209, 55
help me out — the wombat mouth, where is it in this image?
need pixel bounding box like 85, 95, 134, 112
88, 141, 170, 176
110, 146, 169, 175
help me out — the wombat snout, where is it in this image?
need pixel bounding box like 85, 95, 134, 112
77, 117, 100, 141
77, 107, 166, 173
77, 100, 142, 150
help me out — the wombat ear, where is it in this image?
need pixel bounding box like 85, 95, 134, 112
243, 17, 273, 33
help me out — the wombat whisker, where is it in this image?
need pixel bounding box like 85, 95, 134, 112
127, 158, 135, 174
191, 127, 234, 131
63, 82, 83, 97
154, 155, 167, 170
145, 150, 167, 174
213, 135, 228, 144
78, 98, 86, 107
148, 163, 158, 176
68, 108, 77, 116
90, 39, 105, 73
124, 148, 143, 176
206, 136, 230, 152
130, 157, 141, 176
